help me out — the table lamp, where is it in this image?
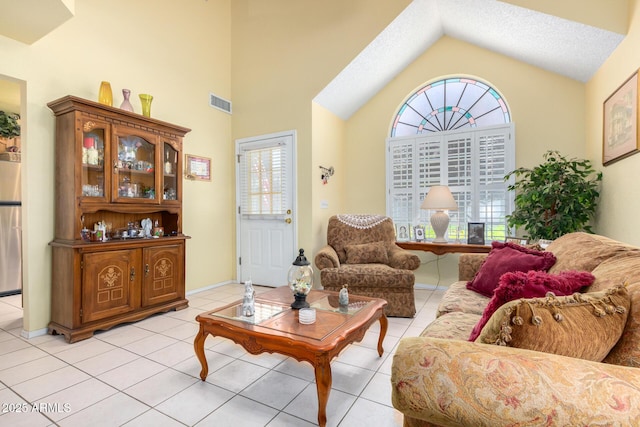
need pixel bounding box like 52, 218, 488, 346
421, 185, 458, 243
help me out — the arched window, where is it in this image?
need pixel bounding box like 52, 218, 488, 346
386, 77, 515, 243
391, 77, 511, 137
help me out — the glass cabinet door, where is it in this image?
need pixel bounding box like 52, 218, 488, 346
81, 122, 107, 200
115, 135, 157, 202
162, 142, 179, 202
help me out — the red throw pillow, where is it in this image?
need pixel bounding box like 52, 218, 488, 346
468, 270, 595, 341
466, 241, 557, 297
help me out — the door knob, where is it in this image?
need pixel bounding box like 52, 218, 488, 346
285, 218, 292, 224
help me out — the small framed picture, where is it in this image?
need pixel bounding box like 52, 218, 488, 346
185, 154, 211, 181
505, 236, 529, 245
396, 224, 410, 241
414, 225, 425, 242
467, 222, 485, 245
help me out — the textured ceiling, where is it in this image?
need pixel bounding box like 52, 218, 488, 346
314, 0, 626, 120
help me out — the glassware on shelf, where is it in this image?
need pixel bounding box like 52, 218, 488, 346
139, 94, 153, 117
98, 81, 113, 106
120, 89, 134, 112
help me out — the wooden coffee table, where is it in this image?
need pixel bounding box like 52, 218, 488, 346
193, 286, 388, 427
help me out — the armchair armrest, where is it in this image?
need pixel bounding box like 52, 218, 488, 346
391, 337, 640, 426
388, 244, 421, 270
458, 253, 487, 281
314, 245, 340, 270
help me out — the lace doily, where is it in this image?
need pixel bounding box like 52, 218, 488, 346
336, 214, 389, 229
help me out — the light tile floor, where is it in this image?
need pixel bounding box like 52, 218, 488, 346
0, 285, 444, 426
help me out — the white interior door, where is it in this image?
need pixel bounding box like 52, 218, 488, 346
236, 131, 296, 287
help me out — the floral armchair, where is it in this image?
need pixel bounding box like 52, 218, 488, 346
314, 214, 420, 317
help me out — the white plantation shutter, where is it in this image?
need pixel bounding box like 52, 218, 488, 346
388, 140, 415, 224
239, 141, 288, 215
386, 124, 514, 241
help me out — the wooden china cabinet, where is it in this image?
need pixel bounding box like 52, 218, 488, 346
47, 95, 191, 343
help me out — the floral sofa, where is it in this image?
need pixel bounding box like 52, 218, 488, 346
391, 232, 640, 426
315, 214, 420, 317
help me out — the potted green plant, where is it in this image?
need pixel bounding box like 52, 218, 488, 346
504, 150, 603, 240
0, 110, 20, 139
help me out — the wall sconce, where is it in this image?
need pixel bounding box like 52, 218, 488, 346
319, 166, 334, 185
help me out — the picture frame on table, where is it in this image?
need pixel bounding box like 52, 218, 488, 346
414, 225, 425, 242
396, 223, 410, 242
505, 236, 529, 245
603, 70, 640, 166
467, 222, 485, 245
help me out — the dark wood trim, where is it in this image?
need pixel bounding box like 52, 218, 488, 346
396, 241, 491, 255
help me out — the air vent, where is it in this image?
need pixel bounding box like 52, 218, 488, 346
209, 92, 232, 114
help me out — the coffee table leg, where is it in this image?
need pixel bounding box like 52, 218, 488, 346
377, 313, 388, 357
193, 324, 209, 380
314, 357, 332, 427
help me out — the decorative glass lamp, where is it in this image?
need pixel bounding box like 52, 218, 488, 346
421, 185, 458, 243
288, 249, 313, 309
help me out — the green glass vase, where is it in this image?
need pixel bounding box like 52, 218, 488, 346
139, 94, 153, 117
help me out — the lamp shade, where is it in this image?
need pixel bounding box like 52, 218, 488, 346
421, 185, 458, 210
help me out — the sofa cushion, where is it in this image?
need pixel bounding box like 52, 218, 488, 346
320, 264, 414, 289
468, 270, 595, 341
604, 282, 640, 366
466, 241, 556, 297
344, 241, 390, 265
587, 253, 640, 366
587, 252, 640, 293
420, 311, 481, 341
546, 232, 640, 274
436, 281, 491, 317
476, 285, 629, 362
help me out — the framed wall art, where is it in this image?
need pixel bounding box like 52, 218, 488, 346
185, 154, 211, 181
603, 71, 640, 166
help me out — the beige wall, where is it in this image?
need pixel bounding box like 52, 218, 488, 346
587, 0, 640, 245
346, 36, 586, 285
311, 102, 346, 284
0, 0, 232, 334
230, 0, 411, 260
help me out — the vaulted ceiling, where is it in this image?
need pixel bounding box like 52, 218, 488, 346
314, 0, 628, 120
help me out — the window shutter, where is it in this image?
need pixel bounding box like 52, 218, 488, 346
387, 124, 514, 242
240, 142, 288, 215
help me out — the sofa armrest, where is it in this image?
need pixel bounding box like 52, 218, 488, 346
391, 337, 640, 427
314, 245, 340, 270
458, 253, 487, 281
388, 244, 421, 270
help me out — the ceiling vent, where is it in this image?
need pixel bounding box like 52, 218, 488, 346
209, 92, 232, 114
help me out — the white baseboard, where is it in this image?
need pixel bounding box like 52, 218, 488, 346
186, 280, 236, 296
21, 327, 48, 340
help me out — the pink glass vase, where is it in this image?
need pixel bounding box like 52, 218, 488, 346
119, 89, 134, 112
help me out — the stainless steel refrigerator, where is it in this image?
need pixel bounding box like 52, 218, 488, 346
0, 159, 22, 296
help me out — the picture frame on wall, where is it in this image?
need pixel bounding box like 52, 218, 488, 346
467, 222, 485, 245
603, 70, 640, 166
185, 154, 211, 181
